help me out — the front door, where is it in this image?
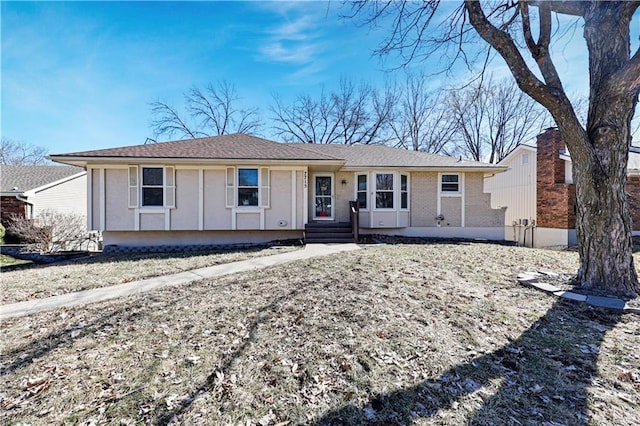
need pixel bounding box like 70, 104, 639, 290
313, 174, 334, 220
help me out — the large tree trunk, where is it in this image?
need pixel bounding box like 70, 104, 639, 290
464, 0, 640, 298
563, 126, 638, 298
561, 3, 640, 298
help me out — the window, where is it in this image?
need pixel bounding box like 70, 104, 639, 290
400, 174, 408, 209
238, 168, 259, 206
142, 167, 164, 206
441, 174, 460, 193
522, 153, 529, 164
128, 166, 175, 208
375, 173, 394, 209
357, 174, 367, 209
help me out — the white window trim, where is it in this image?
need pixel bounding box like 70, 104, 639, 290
237, 167, 260, 208
440, 173, 462, 196
231, 167, 270, 209
313, 173, 335, 220
140, 167, 164, 207
400, 174, 410, 210
355, 173, 369, 211
374, 172, 395, 211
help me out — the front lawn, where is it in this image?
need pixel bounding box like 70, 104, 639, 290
1, 243, 638, 425
0, 245, 300, 304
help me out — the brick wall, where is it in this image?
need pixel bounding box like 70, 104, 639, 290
1, 196, 28, 226
464, 172, 506, 227
536, 129, 640, 230
536, 129, 576, 229
626, 176, 640, 227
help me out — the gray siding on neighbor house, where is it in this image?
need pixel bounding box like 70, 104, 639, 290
33, 174, 87, 218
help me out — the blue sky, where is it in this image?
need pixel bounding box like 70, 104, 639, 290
2, 1, 635, 155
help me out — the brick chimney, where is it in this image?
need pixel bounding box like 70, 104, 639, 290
536, 128, 576, 229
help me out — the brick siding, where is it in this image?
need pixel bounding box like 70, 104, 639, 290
536, 129, 576, 229
626, 176, 640, 227
536, 128, 640, 230
1, 196, 28, 226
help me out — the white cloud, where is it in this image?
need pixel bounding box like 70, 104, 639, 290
257, 15, 324, 64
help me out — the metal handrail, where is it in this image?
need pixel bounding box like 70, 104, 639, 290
349, 200, 359, 242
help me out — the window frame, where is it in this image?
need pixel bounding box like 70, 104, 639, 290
374, 173, 395, 210
440, 173, 461, 195
400, 174, 409, 210
237, 168, 260, 207
129, 166, 175, 209
356, 174, 368, 210
141, 167, 164, 207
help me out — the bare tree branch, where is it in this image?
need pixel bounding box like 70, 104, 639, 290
0, 138, 49, 165
150, 101, 202, 140
150, 80, 263, 141
269, 78, 397, 145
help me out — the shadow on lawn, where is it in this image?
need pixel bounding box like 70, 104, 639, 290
0, 305, 145, 376
153, 287, 304, 425
313, 299, 622, 425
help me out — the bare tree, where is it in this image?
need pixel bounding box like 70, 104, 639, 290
390, 74, 457, 154
448, 76, 548, 163
351, 1, 640, 298
7, 210, 88, 253
270, 77, 398, 144
150, 80, 262, 140
0, 138, 48, 165
448, 80, 486, 161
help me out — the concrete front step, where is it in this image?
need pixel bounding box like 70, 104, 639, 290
305, 227, 353, 234
305, 222, 354, 243
306, 237, 355, 243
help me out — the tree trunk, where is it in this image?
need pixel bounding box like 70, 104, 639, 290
565, 126, 639, 298
460, 1, 640, 298
563, 3, 640, 298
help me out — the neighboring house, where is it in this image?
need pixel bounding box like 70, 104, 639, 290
49, 133, 506, 249
0, 164, 87, 226
485, 128, 640, 248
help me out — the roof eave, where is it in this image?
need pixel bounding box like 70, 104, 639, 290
48, 155, 346, 167
29, 171, 87, 194
340, 165, 508, 173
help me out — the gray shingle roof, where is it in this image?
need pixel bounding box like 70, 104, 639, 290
51, 133, 340, 162
295, 143, 502, 169
0, 165, 85, 194
50, 133, 503, 171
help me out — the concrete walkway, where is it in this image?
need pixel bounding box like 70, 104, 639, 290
0, 243, 361, 320
517, 271, 640, 314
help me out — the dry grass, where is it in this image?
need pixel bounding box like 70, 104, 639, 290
1, 243, 638, 425
0, 245, 300, 304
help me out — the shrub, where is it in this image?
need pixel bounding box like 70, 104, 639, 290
0, 222, 5, 244
7, 210, 88, 253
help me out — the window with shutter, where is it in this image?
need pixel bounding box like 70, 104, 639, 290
226, 167, 235, 208
165, 166, 175, 208
259, 167, 270, 207
128, 166, 138, 208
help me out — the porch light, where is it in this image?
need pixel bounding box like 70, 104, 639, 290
341, 179, 347, 186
